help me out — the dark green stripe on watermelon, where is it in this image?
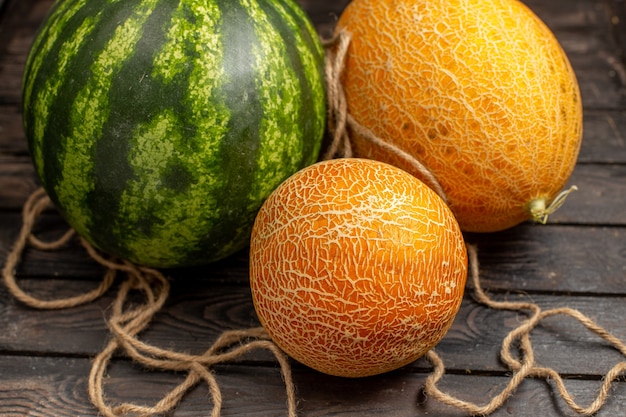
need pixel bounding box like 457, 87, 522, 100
25, 0, 163, 250
23, 0, 105, 197
22, 0, 325, 268
263, 0, 326, 162
91, 0, 183, 261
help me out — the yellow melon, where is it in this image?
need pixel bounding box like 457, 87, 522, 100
249, 158, 467, 377
335, 0, 583, 232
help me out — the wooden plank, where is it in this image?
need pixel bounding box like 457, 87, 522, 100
0, 0, 623, 159
3, 272, 626, 376
0, 106, 28, 156
0, 277, 117, 354
579, 110, 626, 163
467, 225, 626, 294
3, 107, 625, 162
0, 158, 39, 212
0, 0, 54, 46
0, 1, 624, 417
609, 0, 626, 63
1, 0, 624, 110
2, 202, 626, 291
426, 293, 626, 373
524, 0, 626, 110
0, 213, 111, 280
2, 163, 624, 225
0, 0, 54, 104
0, 211, 253, 281
548, 164, 626, 225
1, 356, 625, 417
2, 207, 625, 291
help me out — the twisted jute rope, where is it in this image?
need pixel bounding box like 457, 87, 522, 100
324, 29, 626, 416
3, 29, 625, 417
3, 190, 626, 416
2, 188, 297, 417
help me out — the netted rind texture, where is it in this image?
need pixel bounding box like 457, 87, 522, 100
250, 158, 468, 377
336, 0, 583, 232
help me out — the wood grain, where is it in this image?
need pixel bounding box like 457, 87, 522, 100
2, 356, 625, 417
579, 110, 626, 163
1, 163, 625, 223
3, 273, 626, 377
1, 210, 625, 291
1, 0, 625, 416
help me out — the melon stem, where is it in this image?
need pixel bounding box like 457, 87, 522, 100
529, 185, 578, 224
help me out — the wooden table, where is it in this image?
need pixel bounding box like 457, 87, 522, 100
2, 0, 626, 416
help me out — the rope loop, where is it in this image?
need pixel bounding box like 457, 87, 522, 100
2, 187, 297, 417
0, 30, 617, 417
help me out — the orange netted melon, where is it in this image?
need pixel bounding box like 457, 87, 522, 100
335, 0, 583, 232
249, 158, 468, 378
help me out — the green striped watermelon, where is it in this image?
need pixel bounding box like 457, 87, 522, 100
22, 0, 326, 268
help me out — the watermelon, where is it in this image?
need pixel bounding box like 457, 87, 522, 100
22, 0, 326, 268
